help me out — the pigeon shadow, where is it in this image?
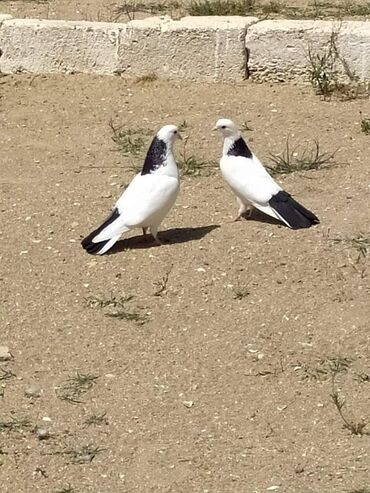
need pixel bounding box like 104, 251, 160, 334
242, 209, 286, 227
109, 224, 220, 254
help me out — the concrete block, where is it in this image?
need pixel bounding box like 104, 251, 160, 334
118, 15, 258, 81
0, 13, 12, 23
0, 18, 124, 74
246, 20, 370, 83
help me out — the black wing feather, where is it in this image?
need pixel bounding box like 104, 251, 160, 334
269, 191, 319, 229
81, 208, 120, 254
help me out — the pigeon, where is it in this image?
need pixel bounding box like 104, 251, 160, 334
81, 124, 182, 255
214, 118, 319, 229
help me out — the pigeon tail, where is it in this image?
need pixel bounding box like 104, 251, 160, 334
81, 208, 121, 255
269, 191, 319, 229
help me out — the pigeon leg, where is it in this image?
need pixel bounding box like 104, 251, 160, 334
142, 227, 148, 236
150, 225, 162, 246
245, 206, 253, 219
230, 198, 249, 222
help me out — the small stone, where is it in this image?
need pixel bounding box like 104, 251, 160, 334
36, 428, 50, 440
183, 400, 194, 408
295, 465, 305, 474
78, 454, 94, 463
25, 385, 42, 398
0, 346, 12, 361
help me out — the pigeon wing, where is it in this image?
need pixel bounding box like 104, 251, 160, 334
94, 173, 178, 242
220, 154, 281, 205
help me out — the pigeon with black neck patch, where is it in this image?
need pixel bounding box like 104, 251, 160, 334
215, 118, 319, 229
81, 124, 182, 255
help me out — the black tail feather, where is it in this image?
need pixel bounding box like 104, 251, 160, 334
269, 191, 319, 230
81, 208, 120, 254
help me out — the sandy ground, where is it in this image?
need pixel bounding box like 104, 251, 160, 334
1, 0, 370, 22
0, 73, 370, 493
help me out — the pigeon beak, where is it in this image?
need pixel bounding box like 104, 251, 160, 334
212, 126, 218, 132
177, 132, 183, 140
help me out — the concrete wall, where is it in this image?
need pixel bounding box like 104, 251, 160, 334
245, 20, 370, 83
0, 15, 257, 81
1, 13, 370, 83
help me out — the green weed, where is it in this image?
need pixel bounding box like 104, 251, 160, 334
56, 372, 98, 404
267, 139, 335, 176
188, 0, 255, 16
84, 294, 148, 325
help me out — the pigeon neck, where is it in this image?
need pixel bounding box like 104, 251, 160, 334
223, 133, 240, 156
157, 146, 178, 179
224, 135, 252, 159
141, 137, 177, 178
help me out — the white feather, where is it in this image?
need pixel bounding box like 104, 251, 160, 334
220, 153, 291, 226
82, 124, 181, 254
94, 173, 179, 242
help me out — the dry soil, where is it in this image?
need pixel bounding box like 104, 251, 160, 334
0, 73, 370, 493
1, 0, 370, 22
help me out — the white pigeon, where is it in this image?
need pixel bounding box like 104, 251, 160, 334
81, 124, 182, 255
214, 118, 319, 229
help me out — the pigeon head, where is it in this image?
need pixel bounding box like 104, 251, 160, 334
157, 124, 182, 146
214, 118, 240, 138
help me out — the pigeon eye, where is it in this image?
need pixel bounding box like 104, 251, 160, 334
174, 130, 177, 134
221, 125, 226, 129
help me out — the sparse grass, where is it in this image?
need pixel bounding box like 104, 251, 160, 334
232, 285, 250, 300
331, 386, 369, 436
84, 411, 108, 426
307, 30, 346, 98
356, 372, 370, 383
307, 29, 369, 100
84, 294, 134, 309
112, 0, 370, 20
84, 294, 148, 325
0, 369, 15, 381
136, 73, 158, 83
360, 112, 370, 135
109, 120, 146, 156
300, 355, 352, 380
0, 368, 15, 381
153, 266, 172, 296
178, 136, 217, 177
54, 486, 75, 493
310, 356, 370, 436
267, 139, 336, 176
178, 119, 188, 132
113, 0, 180, 20
240, 120, 253, 132
0, 416, 32, 432
109, 120, 153, 156
268, 0, 370, 19
261, 0, 282, 14
106, 311, 147, 323
56, 372, 98, 404
64, 444, 105, 463
332, 233, 370, 262
188, 0, 255, 16
308, 45, 336, 97
349, 489, 370, 493
340, 0, 370, 16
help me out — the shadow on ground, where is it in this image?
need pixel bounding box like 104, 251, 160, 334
110, 224, 220, 254
244, 209, 285, 227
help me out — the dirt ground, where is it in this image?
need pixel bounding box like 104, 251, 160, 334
1, 72, 370, 493
1, 0, 370, 22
